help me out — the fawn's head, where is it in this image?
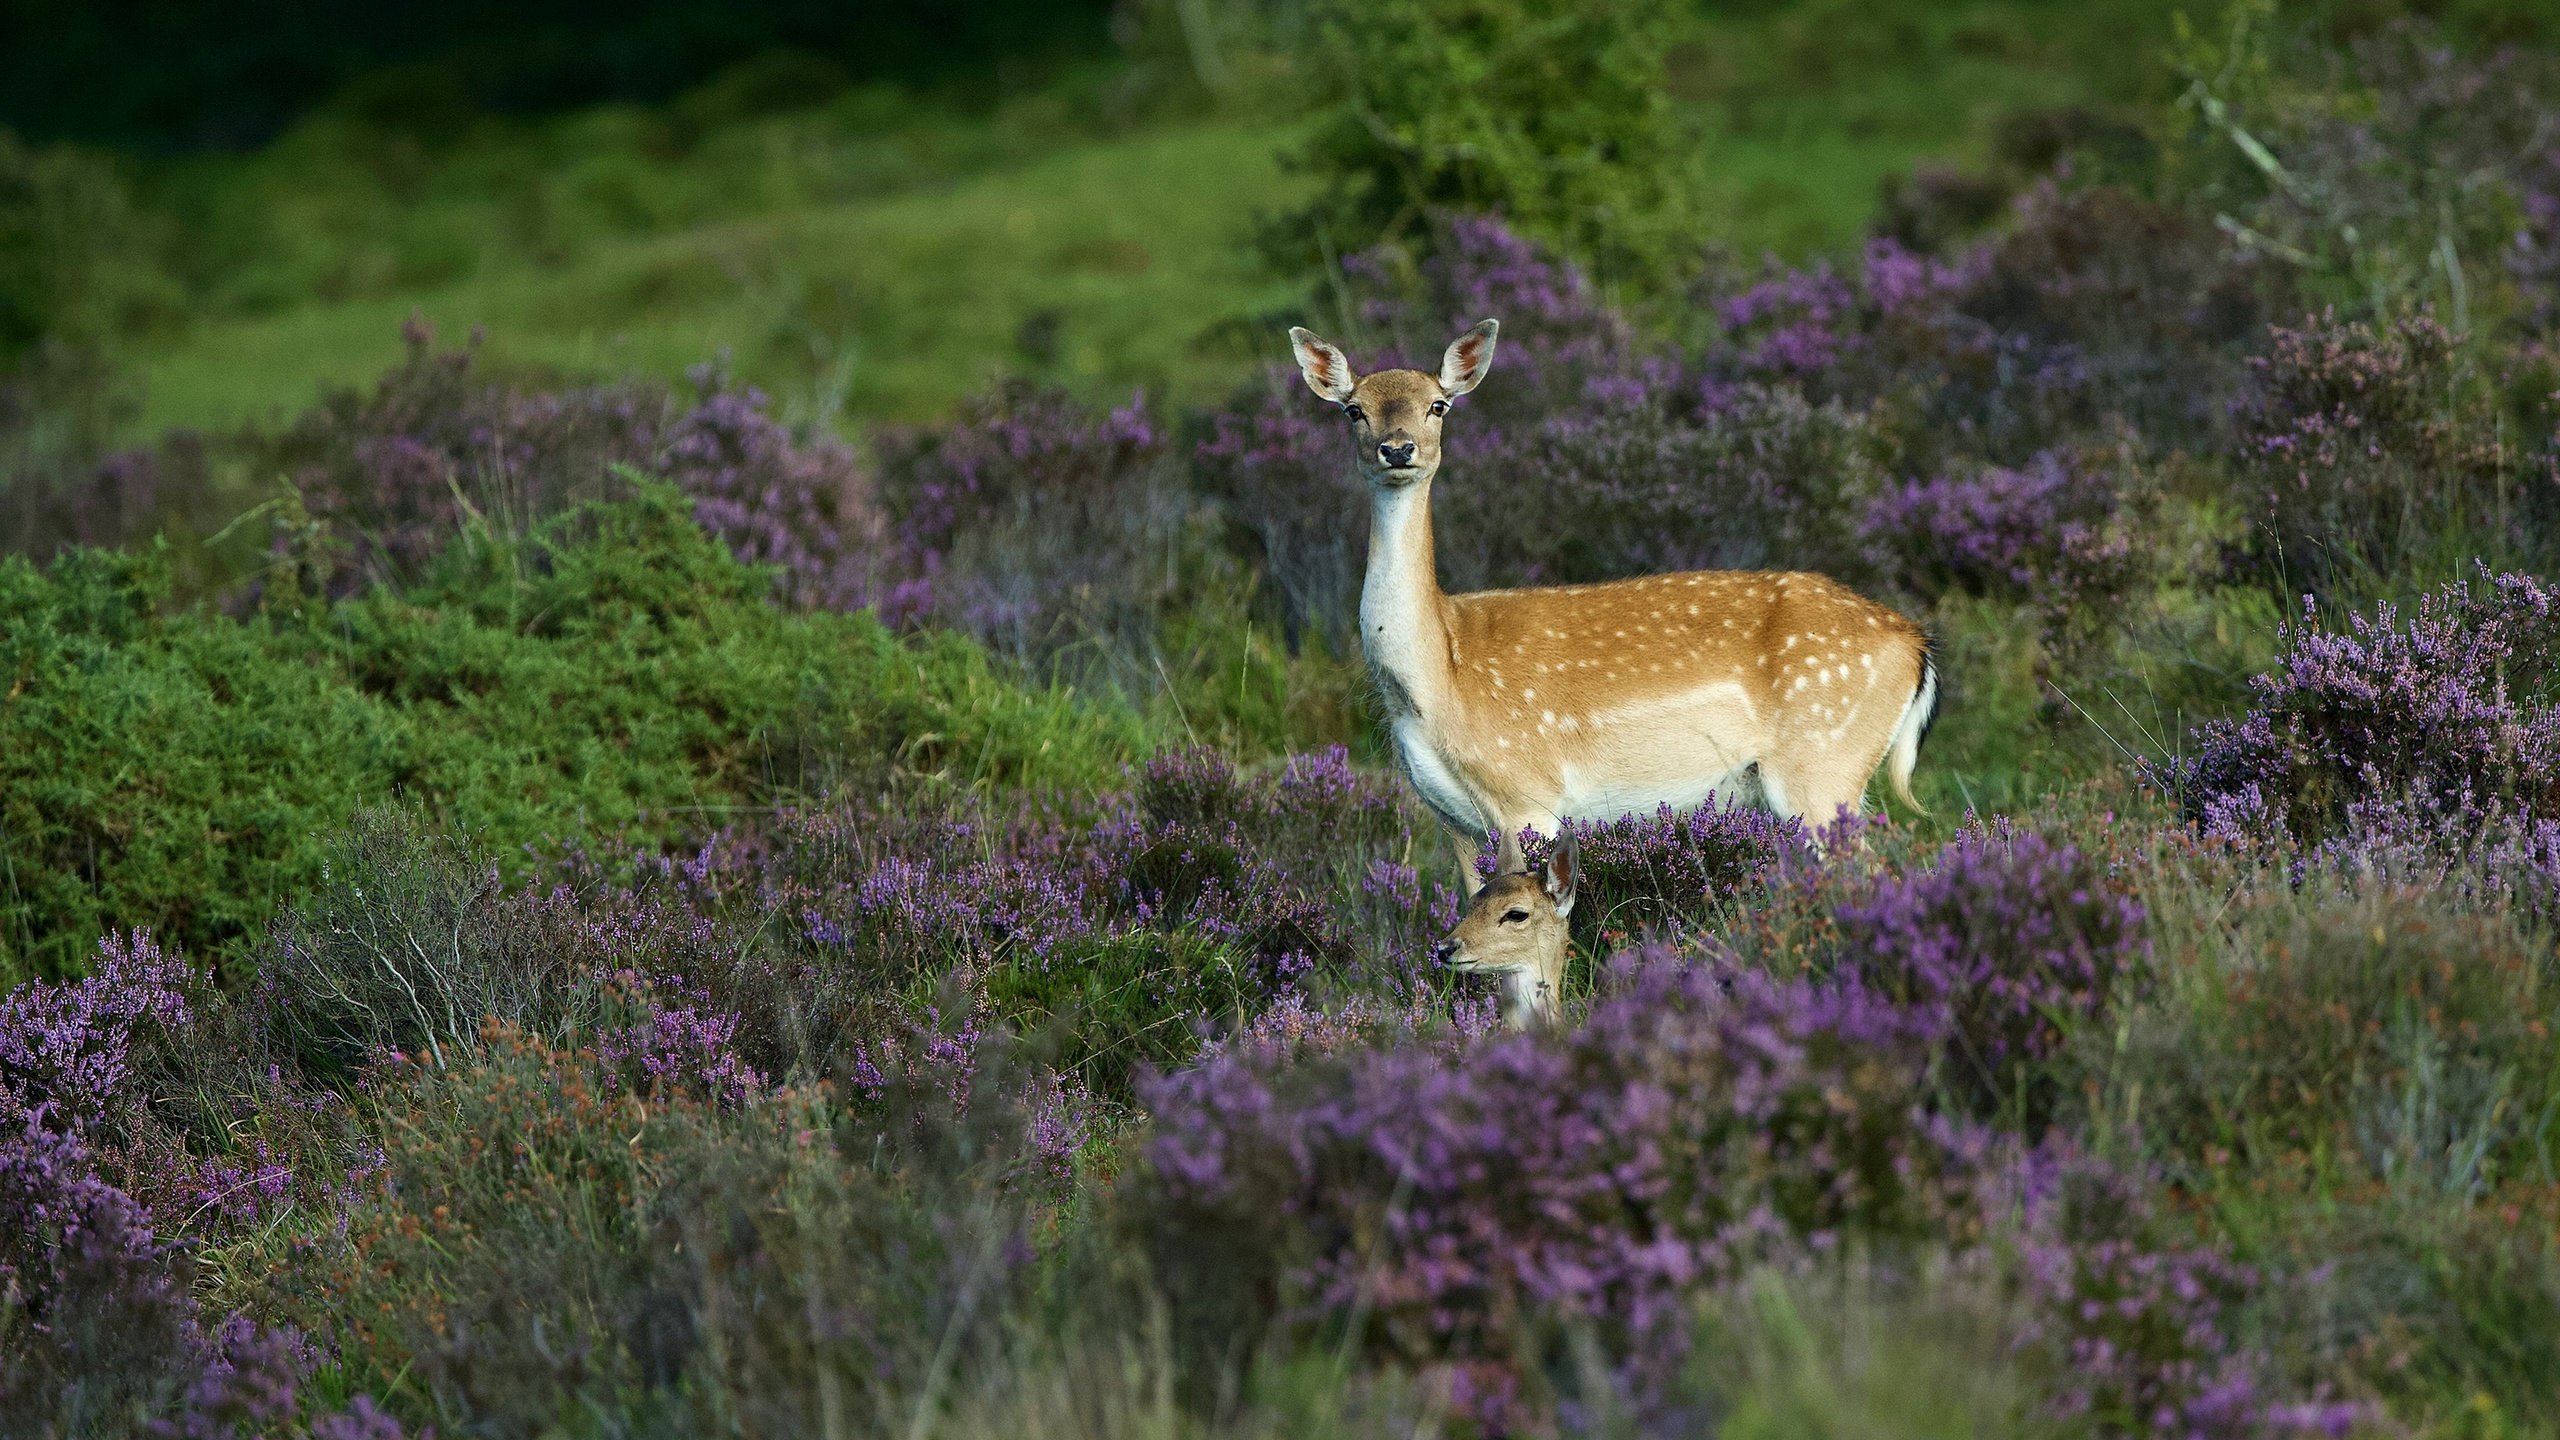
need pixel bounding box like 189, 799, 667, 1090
1431, 833, 1577, 1030
1289, 319, 1498, 488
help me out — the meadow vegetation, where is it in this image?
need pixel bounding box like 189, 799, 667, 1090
8, 0, 2560, 1434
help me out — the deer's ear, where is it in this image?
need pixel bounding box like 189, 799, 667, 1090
1542, 832, 1578, 918
1438, 319, 1499, 396
1289, 327, 1358, 403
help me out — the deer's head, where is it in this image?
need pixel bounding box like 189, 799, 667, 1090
1431, 832, 1576, 1030
1289, 319, 1498, 488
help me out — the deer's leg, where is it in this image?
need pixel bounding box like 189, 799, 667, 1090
1761, 763, 1867, 846
1451, 827, 1488, 898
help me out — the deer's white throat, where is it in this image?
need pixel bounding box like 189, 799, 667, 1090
1359, 478, 1450, 714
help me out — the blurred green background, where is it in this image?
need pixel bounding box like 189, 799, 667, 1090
15, 0, 2474, 440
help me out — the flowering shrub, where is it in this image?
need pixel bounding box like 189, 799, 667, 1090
653, 362, 880, 610
2170, 567, 2560, 852
2234, 311, 2507, 590
1508, 800, 1802, 945
872, 381, 1185, 663
776, 753, 1386, 997
1137, 954, 1965, 1421
1928, 184, 2282, 459
92, 321, 880, 608
540, 746, 1438, 1097
0, 1114, 414, 1437
1860, 449, 2146, 658
1343, 212, 1633, 417
1832, 829, 2147, 1123
2006, 1148, 2362, 1439
593, 971, 763, 1109
1715, 186, 2283, 467
1473, 383, 1887, 589
0, 1113, 200, 1419
0, 929, 193, 1133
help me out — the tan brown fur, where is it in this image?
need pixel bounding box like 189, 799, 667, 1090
1432, 838, 1577, 1030
1289, 319, 1938, 891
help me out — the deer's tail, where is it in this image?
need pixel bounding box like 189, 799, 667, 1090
1885, 646, 1939, 815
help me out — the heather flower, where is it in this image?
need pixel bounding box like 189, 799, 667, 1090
150, 1316, 320, 1440
2232, 310, 2506, 590
1709, 185, 2280, 467
871, 381, 1177, 665
1860, 449, 2146, 659
658, 362, 879, 610
1138, 951, 1968, 1420
236, 322, 880, 608
171, 1139, 298, 1231
847, 998, 1100, 1200
2002, 1146, 2370, 1439
1194, 367, 1357, 645
2168, 567, 2560, 852
0, 929, 193, 1133
1346, 213, 1632, 414
0, 1110, 192, 1363
1831, 828, 2148, 1122
594, 970, 763, 1108
1509, 800, 1802, 945
0, 1113, 409, 1434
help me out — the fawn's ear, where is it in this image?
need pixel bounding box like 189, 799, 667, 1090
1289, 327, 1358, 403
1438, 319, 1499, 396
1542, 832, 1578, 918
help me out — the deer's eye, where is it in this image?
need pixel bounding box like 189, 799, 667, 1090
1501, 908, 1530, 924
1341, 403, 1365, 423
1429, 399, 1450, 417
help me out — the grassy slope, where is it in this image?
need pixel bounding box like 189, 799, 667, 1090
1679, 0, 2180, 255
136, 121, 1313, 434
129, 0, 2191, 440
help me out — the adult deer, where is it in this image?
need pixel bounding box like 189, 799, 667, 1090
1289, 318, 1937, 891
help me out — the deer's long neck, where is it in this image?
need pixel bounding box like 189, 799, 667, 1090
1498, 967, 1559, 1031
1360, 479, 1454, 716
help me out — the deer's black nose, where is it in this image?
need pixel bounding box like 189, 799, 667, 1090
1431, 938, 1458, 965
1379, 439, 1417, 468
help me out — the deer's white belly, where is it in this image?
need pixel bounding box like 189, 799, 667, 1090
1555, 761, 1758, 825
1554, 681, 1762, 823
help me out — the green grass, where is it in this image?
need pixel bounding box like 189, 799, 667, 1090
136, 120, 1314, 435
1677, 0, 2184, 258
122, 0, 2204, 439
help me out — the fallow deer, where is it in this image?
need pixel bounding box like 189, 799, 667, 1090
1289, 318, 1937, 891
1431, 834, 1577, 1031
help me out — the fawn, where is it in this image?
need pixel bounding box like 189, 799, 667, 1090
1432, 834, 1578, 1031
1290, 318, 1937, 891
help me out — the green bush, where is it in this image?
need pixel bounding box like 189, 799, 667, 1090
1279, 0, 1699, 286
0, 130, 176, 363
0, 131, 181, 553
0, 485, 1153, 983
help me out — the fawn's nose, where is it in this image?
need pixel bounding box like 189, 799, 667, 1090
1378, 439, 1417, 468
1430, 937, 1458, 965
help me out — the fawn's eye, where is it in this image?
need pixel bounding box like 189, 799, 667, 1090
1341, 403, 1365, 423
1502, 908, 1530, 924
1429, 399, 1450, 417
